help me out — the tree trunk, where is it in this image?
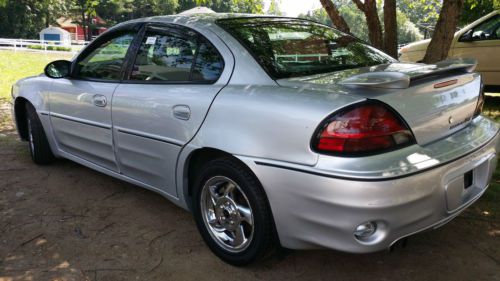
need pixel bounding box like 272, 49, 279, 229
383, 0, 397, 58
45, 12, 50, 28
353, 0, 383, 49
423, 0, 464, 64
319, 0, 350, 34
87, 17, 93, 41
81, 9, 89, 41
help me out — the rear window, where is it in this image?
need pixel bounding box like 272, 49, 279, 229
217, 17, 396, 79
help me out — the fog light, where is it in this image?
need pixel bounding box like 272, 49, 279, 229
354, 222, 377, 239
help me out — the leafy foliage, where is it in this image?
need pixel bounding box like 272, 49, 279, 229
0, 0, 70, 38
0, 0, 264, 39
299, 4, 423, 45
398, 0, 442, 28
267, 0, 282, 15
461, 0, 500, 25
178, 0, 263, 13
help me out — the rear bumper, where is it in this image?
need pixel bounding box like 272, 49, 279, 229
237, 116, 499, 252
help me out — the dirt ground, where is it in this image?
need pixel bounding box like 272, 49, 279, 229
0, 102, 499, 281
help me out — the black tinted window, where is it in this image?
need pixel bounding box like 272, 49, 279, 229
193, 43, 224, 81
130, 29, 223, 83
77, 33, 134, 80
217, 18, 395, 79
131, 32, 196, 81
472, 15, 500, 40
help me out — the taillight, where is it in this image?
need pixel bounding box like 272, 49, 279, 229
474, 82, 485, 118
312, 101, 416, 156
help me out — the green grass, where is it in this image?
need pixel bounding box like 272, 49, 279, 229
0, 50, 72, 102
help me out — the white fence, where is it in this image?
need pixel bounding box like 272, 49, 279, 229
0, 38, 90, 54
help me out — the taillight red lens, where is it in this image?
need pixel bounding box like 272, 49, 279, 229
313, 102, 415, 155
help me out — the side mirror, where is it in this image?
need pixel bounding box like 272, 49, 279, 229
459, 30, 474, 42
44, 60, 71, 79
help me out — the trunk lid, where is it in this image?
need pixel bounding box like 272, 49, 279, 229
277, 59, 482, 145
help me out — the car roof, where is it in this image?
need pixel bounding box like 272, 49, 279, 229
116, 12, 286, 27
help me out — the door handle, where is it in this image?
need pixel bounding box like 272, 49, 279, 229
92, 95, 107, 107
173, 105, 191, 120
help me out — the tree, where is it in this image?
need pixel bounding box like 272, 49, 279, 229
0, 0, 70, 38
131, 0, 178, 18
352, 0, 384, 49
95, 0, 131, 24
267, 0, 282, 16
320, 0, 395, 56
300, 5, 422, 45
41, 0, 70, 27
461, 0, 500, 25
319, 0, 350, 33
423, 0, 464, 63
72, 0, 99, 41
397, 12, 423, 44
178, 0, 264, 14
399, 0, 441, 34
383, 0, 397, 58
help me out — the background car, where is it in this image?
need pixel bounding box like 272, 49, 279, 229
399, 10, 500, 87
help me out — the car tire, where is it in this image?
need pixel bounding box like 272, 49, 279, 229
192, 157, 277, 266
25, 103, 55, 165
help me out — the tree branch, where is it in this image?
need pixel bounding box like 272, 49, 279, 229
352, 0, 365, 12
356, 0, 383, 49
319, 0, 351, 34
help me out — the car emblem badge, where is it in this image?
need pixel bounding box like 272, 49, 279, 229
448, 116, 453, 124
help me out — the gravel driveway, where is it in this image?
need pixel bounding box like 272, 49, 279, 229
0, 102, 499, 281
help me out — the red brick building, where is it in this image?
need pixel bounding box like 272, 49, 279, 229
57, 16, 107, 41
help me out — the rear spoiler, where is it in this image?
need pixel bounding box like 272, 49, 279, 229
339, 58, 477, 89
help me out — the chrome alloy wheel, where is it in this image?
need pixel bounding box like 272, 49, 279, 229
200, 176, 254, 253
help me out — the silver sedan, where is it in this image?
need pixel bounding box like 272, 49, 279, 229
11, 14, 500, 265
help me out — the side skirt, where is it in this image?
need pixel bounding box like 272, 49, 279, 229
56, 149, 190, 211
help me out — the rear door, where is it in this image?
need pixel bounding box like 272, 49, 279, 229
452, 14, 500, 85
49, 26, 140, 171
111, 23, 232, 196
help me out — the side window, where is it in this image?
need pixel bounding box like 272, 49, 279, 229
130, 27, 224, 83
131, 32, 197, 81
192, 43, 224, 82
76, 33, 135, 80
472, 15, 500, 41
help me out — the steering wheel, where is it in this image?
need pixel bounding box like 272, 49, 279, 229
473, 31, 487, 40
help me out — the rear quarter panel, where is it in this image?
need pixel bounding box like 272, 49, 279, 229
188, 84, 364, 166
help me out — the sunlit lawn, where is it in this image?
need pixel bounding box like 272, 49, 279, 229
0, 49, 498, 215
0, 50, 73, 102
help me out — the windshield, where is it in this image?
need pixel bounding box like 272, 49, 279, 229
217, 17, 396, 79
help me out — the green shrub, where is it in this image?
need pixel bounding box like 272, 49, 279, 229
27, 45, 43, 50
26, 45, 71, 52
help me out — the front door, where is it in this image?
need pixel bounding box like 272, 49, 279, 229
452, 14, 500, 85
49, 30, 137, 171
112, 24, 229, 196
